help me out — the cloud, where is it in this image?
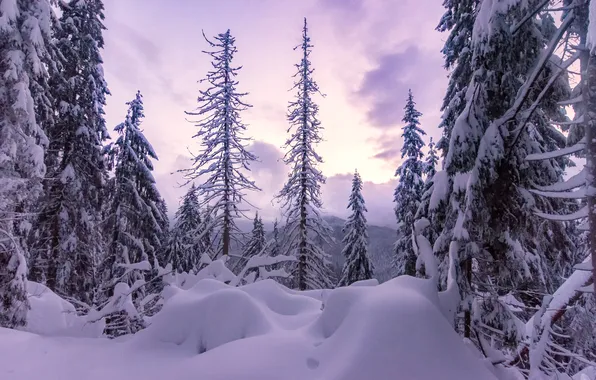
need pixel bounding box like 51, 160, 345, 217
109, 20, 162, 66
322, 173, 397, 228
247, 140, 288, 205
102, 16, 192, 106
372, 144, 401, 164
357, 46, 445, 129
155, 141, 395, 227
318, 0, 365, 13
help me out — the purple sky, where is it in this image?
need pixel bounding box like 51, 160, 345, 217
101, 0, 448, 227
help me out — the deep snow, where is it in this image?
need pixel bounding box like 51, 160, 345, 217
0, 276, 521, 380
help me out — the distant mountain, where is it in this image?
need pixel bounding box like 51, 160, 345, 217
203, 215, 396, 284
320, 215, 395, 283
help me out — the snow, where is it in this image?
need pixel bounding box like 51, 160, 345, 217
429, 170, 449, 210
534, 169, 585, 192
525, 140, 585, 161
473, 0, 525, 42
0, 0, 18, 29
25, 281, 103, 338
535, 205, 588, 221
119, 260, 152, 273
574, 367, 596, 380
525, 255, 593, 337
588, 0, 596, 54
413, 218, 439, 280
1, 276, 500, 380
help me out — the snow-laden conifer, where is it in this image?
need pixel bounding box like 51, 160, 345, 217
393, 90, 426, 277
235, 213, 266, 275
338, 171, 373, 286
435, 0, 478, 159
270, 219, 281, 258
432, 0, 580, 358
424, 138, 439, 180
100, 92, 166, 314
163, 185, 205, 273
29, 0, 110, 306
412, 138, 442, 279
0, 0, 57, 328
181, 30, 260, 258
276, 19, 334, 290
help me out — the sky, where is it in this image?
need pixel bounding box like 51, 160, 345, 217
101, 0, 448, 227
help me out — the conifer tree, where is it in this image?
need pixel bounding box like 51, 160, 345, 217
424, 138, 439, 180
338, 171, 373, 286
394, 90, 426, 277
29, 0, 110, 306
181, 30, 260, 258
100, 91, 166, 304
163, 185, 203, 273
270, 219, 281, 257
276, 19, 334, 290
435, 0, 478, 158
431, 0, 579, 356
236, 213, 266, 275
0, 0, 56, 328
413, 138, 444, 279
201, 206, 215, 259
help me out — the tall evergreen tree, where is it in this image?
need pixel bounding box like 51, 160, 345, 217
431, 0, 578, 356
29, 0, 110, 306
338, 171, 373, 287
436, 0, 479, 158
100, 91, 166, 304
276, 18, 334, 290
0, 0, 56, 328
393, 90, 426, 277
181, 30, 260, 258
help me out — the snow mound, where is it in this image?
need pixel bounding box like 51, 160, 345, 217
1, 276, 501, 380
309, 276, 496, 379
135, 276, 496, 379
25, 281, 103, 337
139, 279, 274, 352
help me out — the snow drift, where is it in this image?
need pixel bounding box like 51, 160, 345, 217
0, 275, 507, 380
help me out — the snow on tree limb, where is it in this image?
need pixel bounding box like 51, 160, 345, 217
534, 206, 588, 221
525, 139, 585, 161
274, 19, 334, 290
180, 29, 260, 257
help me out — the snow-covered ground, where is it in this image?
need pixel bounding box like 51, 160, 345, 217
0, 276, 532, 380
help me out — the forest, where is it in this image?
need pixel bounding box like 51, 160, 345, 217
0, 0, 595, 379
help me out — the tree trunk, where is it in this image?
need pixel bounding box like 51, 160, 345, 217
585, 52, 596, 295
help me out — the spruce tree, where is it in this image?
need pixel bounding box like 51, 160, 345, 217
0, 0, 56, 328
435, 0, 479, 158
338, 171, 373, 286
270, 219, 281, 257
201, 206, 215, 259
276, 19, 334, 290
432, 0, 579, 357
100, 91, 166, 305
424, 138, 439, 180
413, 138, 444, 279
181, 30, 260, 258
163, 185, 203, 273
29, 0, 110, 306
236, 213, 266, 275
393, 90, 426, 277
